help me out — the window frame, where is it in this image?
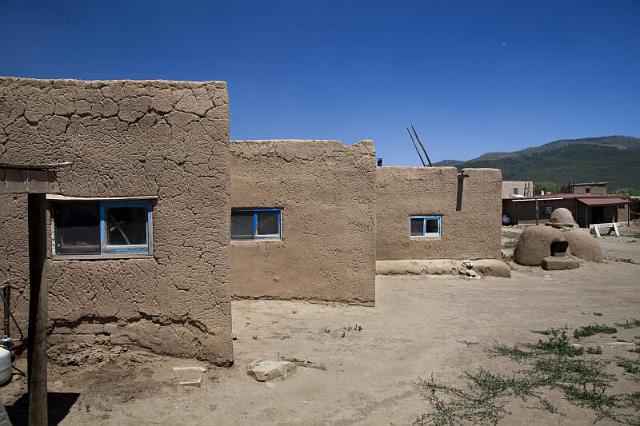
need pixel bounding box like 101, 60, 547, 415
51, 199, 154, 259
543, 206, 553, 216
410, 215, 442, 238
100, 200, 153, 255
231, 208, 281, 240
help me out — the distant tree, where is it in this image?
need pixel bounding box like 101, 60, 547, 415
613, 187, 640, 196
534, 181, 560, 195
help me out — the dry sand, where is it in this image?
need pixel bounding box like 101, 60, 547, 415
2, 237, 639, 425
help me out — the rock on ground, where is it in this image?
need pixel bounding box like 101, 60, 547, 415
247, 359, 297, 382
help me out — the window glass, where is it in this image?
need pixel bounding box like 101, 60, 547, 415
231, 209, 281, 240
54, 200, 152, 257
257, 211, 279, 236
54, 203, 101, 255
513, 188, 519, 195
105, 206, 147, 245
410, 215, 441, 237
410, 218, 424, 236
425, 218, 439, 234
231, 211, 254, 239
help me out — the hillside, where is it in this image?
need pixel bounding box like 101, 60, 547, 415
435, 136, 640, 191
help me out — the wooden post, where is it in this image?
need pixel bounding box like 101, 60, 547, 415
535, 198, 540, 225
456, 173, 469, 212
586, 206, 590, 227
27, 193, 48, 426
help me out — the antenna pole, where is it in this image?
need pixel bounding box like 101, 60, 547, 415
411, 125, 433, 167
407, 128, 426, 167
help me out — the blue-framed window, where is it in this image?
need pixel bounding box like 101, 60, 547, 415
231, 208, 281, 240
53, 200, 153, 256
410, 215, 441, 238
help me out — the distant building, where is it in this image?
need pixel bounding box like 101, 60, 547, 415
561, 182, 608, 196
502, 181, 533, 198
502, 193, 630, 227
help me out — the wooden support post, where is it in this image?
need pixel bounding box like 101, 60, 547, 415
586, 206, 590, 227
535, 198, 540, 225
27, 193, 48, 426
628, 204, 631, 227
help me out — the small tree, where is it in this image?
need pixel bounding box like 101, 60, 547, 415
613, 187, 640, 196
534, 181, 560, 195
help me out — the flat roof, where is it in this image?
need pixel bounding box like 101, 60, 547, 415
504, 193, 630, 202
570, 182, 608, 186
578, 197, 630, 206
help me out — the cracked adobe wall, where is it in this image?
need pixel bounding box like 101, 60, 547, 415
376, 167, 502, 260
0, 77, 233, 365
0, 193, 28, 339
230, 140, 376, 305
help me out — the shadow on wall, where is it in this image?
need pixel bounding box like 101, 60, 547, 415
5, 392, 80, 425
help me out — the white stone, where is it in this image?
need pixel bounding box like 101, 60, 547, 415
247, 359, 297, 382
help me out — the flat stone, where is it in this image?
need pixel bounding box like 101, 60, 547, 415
247, 359, 297, 382
542, 256, 580, 270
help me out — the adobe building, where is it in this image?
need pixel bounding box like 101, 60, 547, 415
561, 181, 608, 196
502, 194, 630, 227
502, 180, 533, 199
229, 140, 377, 305
0, 77, 233, 365
0, 77, 507, 366
376, 167, 502, 260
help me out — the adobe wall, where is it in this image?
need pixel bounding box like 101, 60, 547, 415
501, 180, 533, 199
0, 77, 233, 365
0, 194, 29, 336
572, 185, 607, 196
617, 204, 629, 223
230, 140, 376, 305
376, 167, 502, 260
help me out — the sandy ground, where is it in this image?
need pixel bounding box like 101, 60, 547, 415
599, 236, 640, 264
2, 237, 640, 425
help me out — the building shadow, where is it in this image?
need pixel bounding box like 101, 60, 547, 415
5, 392, 80, 425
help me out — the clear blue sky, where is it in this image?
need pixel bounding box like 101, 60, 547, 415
1, 0, 638, 165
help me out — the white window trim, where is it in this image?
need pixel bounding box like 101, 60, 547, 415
410, 215, 442, 238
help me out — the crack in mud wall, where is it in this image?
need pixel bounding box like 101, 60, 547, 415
0, 78, 233, 364
230, 140, 377, 304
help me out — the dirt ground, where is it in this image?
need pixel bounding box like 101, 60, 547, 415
2, 234, 640, 425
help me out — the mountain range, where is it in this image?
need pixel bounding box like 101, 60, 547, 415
434, 136, 640, 191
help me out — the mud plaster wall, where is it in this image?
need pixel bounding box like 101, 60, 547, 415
230, 140, 376, 305
376, 167, 502, 260
0, 194, 29, 336
0, 77, 233, 365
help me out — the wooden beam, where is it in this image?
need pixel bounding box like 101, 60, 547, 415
0, 167, 59, 194
27, 193, 48, 426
